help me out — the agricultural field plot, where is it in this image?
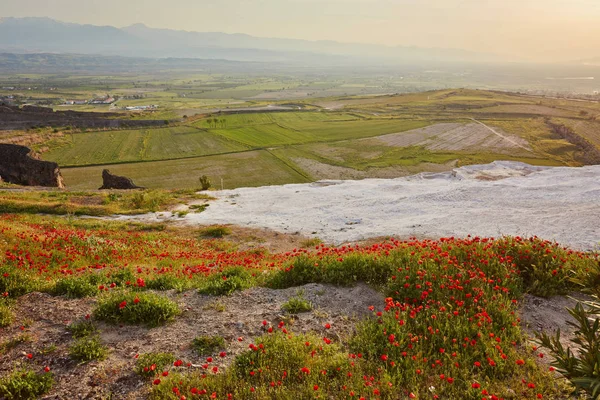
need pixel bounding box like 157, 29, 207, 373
275, 117, 431, 142
375, 122, 532, 154
43, 126, 248, 166
210, 124, 308, 147
60, 150, 309, 190
193, 112, 430, 148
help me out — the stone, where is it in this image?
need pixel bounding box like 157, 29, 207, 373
98, 169, 144, 190
0, 143, 64, 187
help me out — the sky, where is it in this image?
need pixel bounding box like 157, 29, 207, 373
1, 0, 599, 61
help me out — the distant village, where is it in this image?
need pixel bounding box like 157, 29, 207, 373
0, 90, 159, 111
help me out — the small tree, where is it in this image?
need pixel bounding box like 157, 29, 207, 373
199, 175, 211, 191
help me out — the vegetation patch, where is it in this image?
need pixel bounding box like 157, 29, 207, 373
192, 335, 226, 356
135, 352, 176, 378
198, 225, 232, 238
69, 335, 108, 363
93, 291, 181, 327
67, 320, 98, 338
0, 368, 54, 400
281, 292, 313, 314
198, 267, 254, 296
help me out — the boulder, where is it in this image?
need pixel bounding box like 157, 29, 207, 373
0, 144, 64, 188
98, 169, 144, 190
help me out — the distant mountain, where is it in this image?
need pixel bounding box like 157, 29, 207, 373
0, 17, 500, 65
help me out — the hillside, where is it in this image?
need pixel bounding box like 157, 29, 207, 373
0, 17, 497, 65
0, 209, 598, 399
16, 89, 600, 191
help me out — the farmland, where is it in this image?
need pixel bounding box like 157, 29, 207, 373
42, 126, 248, 167
60, 150, 309, 190
5, 89, 591, 190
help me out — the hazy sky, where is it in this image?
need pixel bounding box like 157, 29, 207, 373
2, 0, 599, 61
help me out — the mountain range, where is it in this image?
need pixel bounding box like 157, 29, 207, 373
0, 17, 502, 65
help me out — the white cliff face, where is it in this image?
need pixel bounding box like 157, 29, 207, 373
184, 161, 600, 250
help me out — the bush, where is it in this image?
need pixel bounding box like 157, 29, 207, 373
52, 277, 99, 298
536, 297, 600, 399
198, 226, 231, 239
0, 369, 54, 400
67, 320, 98, 338
69, 335, 108, 362
192, 335, 225, 356
93, 291, 180, 327
135, 352, 176, 378
281, 292, 312, 314
198, 268, 253, 296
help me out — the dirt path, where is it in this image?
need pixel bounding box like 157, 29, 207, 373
470, 118, 532, 152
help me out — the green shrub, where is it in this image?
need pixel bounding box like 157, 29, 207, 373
135, 352, 176, 378
0, 369, 54, 400
52, 277, 99, 298
67, 320, 98, 338
93, 291, 180, 327
198, 226, 231, 239
281, 292, 312, 314
198, 268, 253, 296
0, 303, 14, 328
536, 297, 600, 399
69, 335, 108, 363
192, 335, 225, 356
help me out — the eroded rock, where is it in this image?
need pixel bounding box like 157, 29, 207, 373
98, 169, 143, 190
0, 143, 64, 187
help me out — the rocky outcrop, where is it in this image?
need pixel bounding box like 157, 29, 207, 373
546, 120, 600, 165
0, 144, 65, 187
98, 169, 143, 190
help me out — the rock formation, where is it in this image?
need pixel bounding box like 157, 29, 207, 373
98, 169, 143, 190
0, 144, 65, 188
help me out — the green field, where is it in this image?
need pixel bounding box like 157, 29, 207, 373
60, 150, 309, 190
43, 126, 248, 166
5, 89, 600, 190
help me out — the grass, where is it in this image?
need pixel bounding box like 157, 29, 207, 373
69, 335, 108, 363
281, 292, 312, 314
192, 336, 226, 356
93, 291, 181, 327
0, 369, 54, 400
198, 267, 254, 296
67, 320, 98, 338
0, 334, 32, 354
198, 226, 232, 238
0, 302, 13, 327
0, 189, 214, 216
